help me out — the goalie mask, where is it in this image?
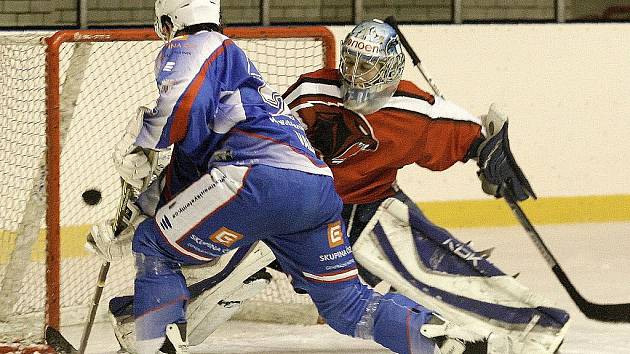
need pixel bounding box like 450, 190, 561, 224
340, 19, 405, 115
154, 0, 221, 41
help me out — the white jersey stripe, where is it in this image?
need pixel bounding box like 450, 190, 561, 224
213, 89, 247, 134
385, 96, 483, 125
302, 268, 359, 282
286, 79, 485, 137
284, 81, 341, 105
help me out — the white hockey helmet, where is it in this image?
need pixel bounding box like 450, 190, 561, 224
154, 0, 221, 41
340, 19, 405, 115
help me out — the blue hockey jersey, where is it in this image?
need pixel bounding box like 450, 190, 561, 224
134, 30, 331, 195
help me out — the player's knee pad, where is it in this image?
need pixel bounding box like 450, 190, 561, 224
352, 198, 571, 354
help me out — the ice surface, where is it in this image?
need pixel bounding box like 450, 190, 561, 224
59, 222, 630, 353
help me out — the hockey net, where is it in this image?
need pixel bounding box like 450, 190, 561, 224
0, 26, 334, 348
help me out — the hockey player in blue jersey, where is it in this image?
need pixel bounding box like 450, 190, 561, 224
86, 1, 488, 353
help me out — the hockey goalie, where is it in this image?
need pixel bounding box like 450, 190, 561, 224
279, 17, 571, 353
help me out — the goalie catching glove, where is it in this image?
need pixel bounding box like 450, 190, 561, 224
85, 200, 147, 262
476, 104, 536, 202
112, 106, 155, 190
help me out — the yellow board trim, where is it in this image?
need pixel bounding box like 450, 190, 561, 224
419, 194, 630, 228
0, 225, 92, 263
1, 195, 629, 263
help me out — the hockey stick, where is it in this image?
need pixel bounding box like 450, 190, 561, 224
47, 182, 135, 354
44, 177, 136, 354
502, 187, 630, 322
77, 151, 159, 354
77, 181, 132, 354
46, 151, 160, 353
384, 15, 630, 323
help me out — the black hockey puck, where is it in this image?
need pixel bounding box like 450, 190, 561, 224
82, 189, 102, 206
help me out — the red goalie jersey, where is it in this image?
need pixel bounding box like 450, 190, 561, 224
283, 68, 485, 204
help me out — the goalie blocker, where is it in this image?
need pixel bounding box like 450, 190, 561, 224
353, 198, 571, 354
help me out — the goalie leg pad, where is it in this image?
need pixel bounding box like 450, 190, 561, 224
185, 271, 271, 345
110, 241, 275, 352
352, 198, 570, 354
183, 241, 275, 345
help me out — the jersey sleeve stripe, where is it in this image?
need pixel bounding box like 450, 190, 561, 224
296, 76, 342, 87
283, 75, 339, 97
170, 39, 235, 144
393, 90, 435, 105
383, 107, 481, 126
283, 81, 341, 107
285, 94, 342, 110
383, 96, 483, 127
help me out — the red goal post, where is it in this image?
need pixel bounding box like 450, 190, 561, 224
0, 26, 335, 348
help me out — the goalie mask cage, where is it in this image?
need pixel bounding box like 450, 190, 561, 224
0, 26, 335, 349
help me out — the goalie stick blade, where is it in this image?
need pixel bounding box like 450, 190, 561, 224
581, 302, 630, 323
502, 189, 630, 323
45, 326, 78, 354
552, 266, 630, 323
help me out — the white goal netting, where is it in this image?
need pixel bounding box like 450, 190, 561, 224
0, 27, 334, 346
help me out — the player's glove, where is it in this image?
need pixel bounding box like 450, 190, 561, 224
476, 106, 536, 202
85, 201, 147, 262
112, 106, 154, 189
